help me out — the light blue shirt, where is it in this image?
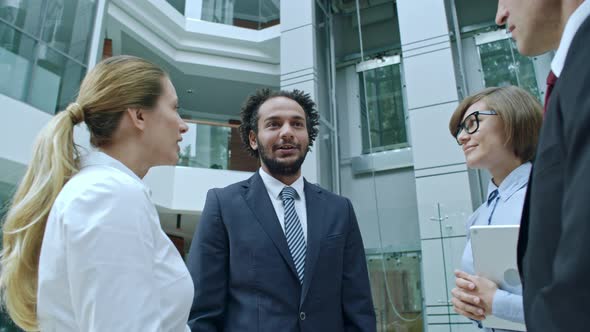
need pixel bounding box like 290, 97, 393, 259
461, 162, 531, 331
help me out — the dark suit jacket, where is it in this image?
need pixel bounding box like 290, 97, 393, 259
517, 15, 590, 332
187, 172, 376, 332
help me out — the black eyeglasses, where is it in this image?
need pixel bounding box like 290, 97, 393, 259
455, 110, 498, 145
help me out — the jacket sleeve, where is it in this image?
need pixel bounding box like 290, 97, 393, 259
187, 189, 229, 332
341, 199, 377, 332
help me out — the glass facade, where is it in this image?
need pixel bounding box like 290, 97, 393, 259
359, 63, 408, 154
177, 119, 258, 172
367, 251, 423, 332
166, 0, 186, 15
478, 38, 541, 101
0, 0, 96, 115
178, 121, 233, 170
201, 0, 280, 30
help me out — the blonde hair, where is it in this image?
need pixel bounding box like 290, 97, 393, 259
0, 55, 166, 330
448, 86, 543, 162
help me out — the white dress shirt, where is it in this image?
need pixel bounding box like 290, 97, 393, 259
259, 168, 308, 242
551, 0, 590, 77
37, 151, 193, 332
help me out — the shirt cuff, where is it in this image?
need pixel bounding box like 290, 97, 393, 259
491, 288, 525, 323
469, 318, 483, 329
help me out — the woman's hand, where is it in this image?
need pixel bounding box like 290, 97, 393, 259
453, 270, 498, 316
451, 270, 486, 320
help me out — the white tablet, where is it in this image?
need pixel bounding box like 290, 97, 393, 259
470, 224, 526, 331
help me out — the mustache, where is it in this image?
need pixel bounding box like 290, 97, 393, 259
272, 142, 302, 150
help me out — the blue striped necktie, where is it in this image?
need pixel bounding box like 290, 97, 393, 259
487, 189, 500, 225
280, 186, 306, 284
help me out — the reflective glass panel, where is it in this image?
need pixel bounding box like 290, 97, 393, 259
41, 0, 96, 63
479, 38, 540, 101
367, 251, 423, 332
166, 0, 186, 15
0, 20, 35, 102
201, 0, 280, 30
29, 44, 86, 114
178, 122, 232, 170
0, 0, 44, 38
359, 63, 408, 154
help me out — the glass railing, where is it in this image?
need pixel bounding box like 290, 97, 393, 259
177, 119, 258, 172
165, 0, 186, 15
366, 250, 424, 332
201, 0, 280, 30
0, 0, 95, 115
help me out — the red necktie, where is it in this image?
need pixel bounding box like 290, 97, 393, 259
544, 71, 558, 115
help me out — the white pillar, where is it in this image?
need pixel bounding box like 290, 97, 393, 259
87, 0, 108, 70
185, 0, 203, 20
280, 0, 319, 184
396, 0, 477, 330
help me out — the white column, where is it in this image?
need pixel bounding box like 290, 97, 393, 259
87, 0, 108, 70
280, 0, 319, 183
185, 0, 203, 20
396, 0, 477, 331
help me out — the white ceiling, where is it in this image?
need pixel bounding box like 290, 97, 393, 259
120, 32, 277, 120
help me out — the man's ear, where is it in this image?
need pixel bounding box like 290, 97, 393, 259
249, 131, 258, 151
126, 108, 146, 131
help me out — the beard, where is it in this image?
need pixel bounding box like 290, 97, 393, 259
258, 142, 307, 177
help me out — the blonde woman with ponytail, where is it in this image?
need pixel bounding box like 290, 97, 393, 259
0, 55, 192, 331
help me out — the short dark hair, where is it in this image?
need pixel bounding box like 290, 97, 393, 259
239, 88, 320, 158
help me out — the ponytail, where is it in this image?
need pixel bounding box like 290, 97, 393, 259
0, 102, 83, 330
0, 55, 166, 331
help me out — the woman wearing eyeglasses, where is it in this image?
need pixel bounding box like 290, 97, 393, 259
448, 86, 542, 331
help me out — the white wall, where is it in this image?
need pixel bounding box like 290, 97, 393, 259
143, 166, 253, 213
0, 95, 89, 184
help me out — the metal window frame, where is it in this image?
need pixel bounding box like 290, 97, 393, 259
474, 29, 510, 46
355, 54, 401, 73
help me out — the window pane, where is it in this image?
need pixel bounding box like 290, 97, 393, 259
0, 0, 44, 38
166, 0, 186, 15
178, 122, 232, 170
510, 41, 540, 100
479, 38, 540, 101
40, 0, 96, 63
202, 0, 280, 30
359, 63, 407, 154
0, 21, 35, 102
29, 44, 86, 114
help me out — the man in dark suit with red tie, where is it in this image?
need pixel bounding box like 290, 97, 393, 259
495, 0, 590, 330
186, 89, 376, 332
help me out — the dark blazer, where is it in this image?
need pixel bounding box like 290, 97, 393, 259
517, 15, 590, 332
187, 172, 376, 332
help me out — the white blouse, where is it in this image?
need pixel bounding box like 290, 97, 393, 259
37, 151, 193, 332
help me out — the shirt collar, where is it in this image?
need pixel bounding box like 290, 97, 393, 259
259, 167, 305, 201
486, 162, 532, 204
81, 150, 151, 195
551, 0, 590, 77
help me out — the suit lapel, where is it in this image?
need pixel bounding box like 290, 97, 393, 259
300, 180, 325, 305
243, 172, 298, 279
